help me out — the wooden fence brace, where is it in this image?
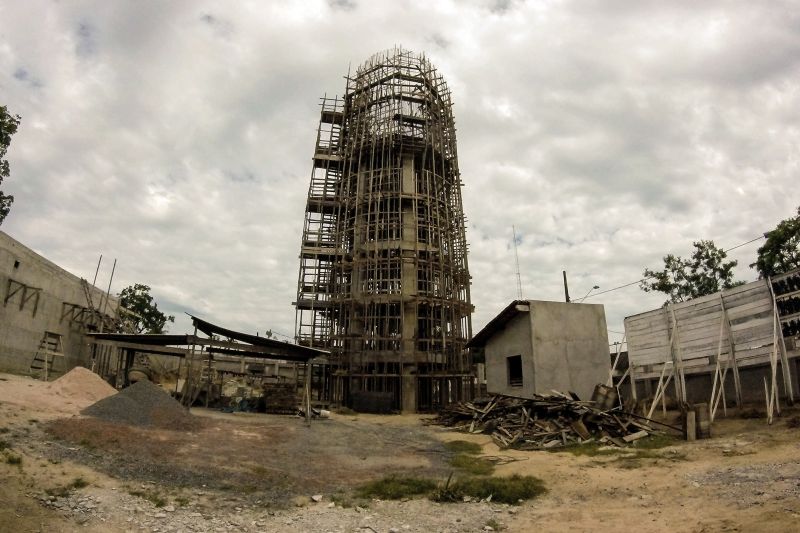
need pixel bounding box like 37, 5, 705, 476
719, 295, 743, 408
647, 362, 673, 420
608, 334, 626, 387
766, 276, 795, 405
664, 305, 686, 405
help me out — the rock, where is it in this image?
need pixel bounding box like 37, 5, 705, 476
484, 527, 494, 532
327, 502, 335, 508
692, 482, 700, 488
389, 528, 400, 533
154, 512, 167, 518
164, 505, 176, 512
311, 494, 323, 502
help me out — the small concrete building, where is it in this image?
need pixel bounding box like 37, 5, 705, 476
0, 231, 118, 376
468, 300, 610, 401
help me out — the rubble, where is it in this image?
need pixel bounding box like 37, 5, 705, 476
429, 393, 657, 450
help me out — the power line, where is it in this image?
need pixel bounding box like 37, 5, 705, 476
582, 234, 765, 301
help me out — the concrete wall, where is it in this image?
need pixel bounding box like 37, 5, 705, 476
0, 231, 117, 376
485, 300, 610, 401
484, 312, 533, 398
530, 301, 610, 400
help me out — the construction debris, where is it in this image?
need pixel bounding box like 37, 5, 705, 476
429, 393, 656, 450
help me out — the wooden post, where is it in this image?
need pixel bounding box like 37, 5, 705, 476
305, 361, 312, 425
685, 410, 696, 441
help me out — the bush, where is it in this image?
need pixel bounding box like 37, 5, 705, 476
356, 475, 437, 500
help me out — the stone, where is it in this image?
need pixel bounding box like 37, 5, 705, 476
311, 494, 323, 502
164, 505, 176, 512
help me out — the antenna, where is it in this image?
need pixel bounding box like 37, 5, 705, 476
512, 225, 523, 299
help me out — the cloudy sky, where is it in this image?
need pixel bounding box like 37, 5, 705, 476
1, 0, 799, 346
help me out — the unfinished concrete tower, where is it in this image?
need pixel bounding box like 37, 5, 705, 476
295, 48, 473, 412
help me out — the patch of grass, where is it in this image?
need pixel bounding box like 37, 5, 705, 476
449, 454, 495, 475
739, 408, 764, 419
0, 427, 10, 433
786, 416, 800, 429
45, 486, 71, 498
432, 474, 546, 505
486, 518, 502, 531
6, 454, 23, 465
70, 477, 89, 490
444, 440, 483, 455
0, 440, 8, 451
632, 433, 679, 450
356, 475, 438, 500
175, 495, 190, 507
129, 489, 167, 508
551, 442, 623, 457
335, 406, 357, 415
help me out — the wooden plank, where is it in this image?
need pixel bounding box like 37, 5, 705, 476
623, 430, 649, 442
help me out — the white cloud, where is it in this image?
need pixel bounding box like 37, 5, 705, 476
1, 0, 798, 345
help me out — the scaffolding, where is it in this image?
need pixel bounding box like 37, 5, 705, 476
295, 48, 474, 412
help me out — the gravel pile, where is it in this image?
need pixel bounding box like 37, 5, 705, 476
82, 380, 197, 429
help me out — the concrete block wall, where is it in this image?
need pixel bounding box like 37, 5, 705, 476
484, 300, 610, 401
0, 231, 118, 376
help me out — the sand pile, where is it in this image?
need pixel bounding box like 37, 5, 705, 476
82, 380, 197, 429
47, 366, 117, 407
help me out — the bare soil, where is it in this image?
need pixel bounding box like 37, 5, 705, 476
2, 371, 800, 532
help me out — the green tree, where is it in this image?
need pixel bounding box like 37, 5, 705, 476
119, 284, 175, 334
751, 206, 800, 278
640, 240, 744, 303
0, 105, 21, 225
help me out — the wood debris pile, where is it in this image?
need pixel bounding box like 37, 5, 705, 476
261, 382, 298, 414
430, 393, 655, 450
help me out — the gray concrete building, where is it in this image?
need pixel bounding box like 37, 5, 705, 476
468, 300, 610, 401
0, 231, 118, 376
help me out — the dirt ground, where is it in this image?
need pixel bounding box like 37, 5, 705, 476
2, 371, 800, 533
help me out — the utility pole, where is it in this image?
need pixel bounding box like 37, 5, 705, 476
512, 226, 523, 299
562, 270, 570, 303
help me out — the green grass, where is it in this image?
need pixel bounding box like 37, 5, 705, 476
444, 440, 483, 455
550, 442, 624, 457
70, 477, 89, 489
46, 477, 90, 498
356, 475, 438, 500
0, 427, 10, 434
551, 433, 679, 458
486, 518, 502, 530
6, 454, 22, 465
432, 474, 546, 505
449, 454, 495, 475
0, 440, 8, 451
631, 433, 678, 450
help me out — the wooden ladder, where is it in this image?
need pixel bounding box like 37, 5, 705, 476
30, 331, 65, 381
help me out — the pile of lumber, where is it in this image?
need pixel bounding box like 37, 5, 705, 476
261, 382, 298, 414
430, 393, 655, 450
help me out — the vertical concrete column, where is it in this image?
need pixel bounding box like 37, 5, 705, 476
402, 364, 417, 413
